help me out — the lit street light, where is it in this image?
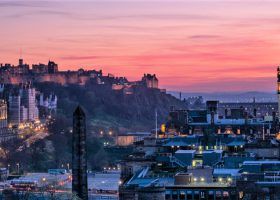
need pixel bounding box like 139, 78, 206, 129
42, 177, 46, 182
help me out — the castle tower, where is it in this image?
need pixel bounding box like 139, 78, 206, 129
277, 66, 280, 121
72, 106, 88, 200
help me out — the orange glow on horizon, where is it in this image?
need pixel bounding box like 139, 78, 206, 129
1, 1, 280, 92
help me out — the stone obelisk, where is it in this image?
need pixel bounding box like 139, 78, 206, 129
72, 106, 88, 200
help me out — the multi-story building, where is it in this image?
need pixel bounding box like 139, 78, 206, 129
47, 61, 58, 74
0, 100, 7, 129
8, 84, 39, 125
163, 99, 278, 138
32, 61, 58, 74
119, 133, 280, 199
16, 58, 29, 74
8, 94, 21, 126
237, 161, 280, 199
20, 85, 38, 121
141, 74, 158, 88
119, 166, 238, 200
32, 63, 48, 74
118, 66, 280, 199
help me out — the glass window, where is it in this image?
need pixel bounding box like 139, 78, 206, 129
200, 191, 206, 199
165, 194, 171, 200
180, 191, 186, 200
223, 191, 229, 197
172, 191, 178, 200
223, 191, 230, 200
216, 191, 222, 200
208, 191, 214, 200
165, 191, 171, 200
194, 191, 199, 200
186, 191, 192, 200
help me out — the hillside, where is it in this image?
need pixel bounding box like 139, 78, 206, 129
35, 82, 187, 133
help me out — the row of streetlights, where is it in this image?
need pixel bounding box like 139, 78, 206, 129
60, 163, 70, 171
192, 177, 232, 183
193, 177, 205, 182
103, 167, 120, 171
7, 163, 72, 174
7, 163, 20, 174
103, 142, 110, 146
100, 131, 113, 136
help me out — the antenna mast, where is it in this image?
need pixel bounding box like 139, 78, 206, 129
155, 109, 158, 139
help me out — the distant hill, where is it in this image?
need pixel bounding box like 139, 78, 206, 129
35, 82, 187, 133
168, 91, 277, 103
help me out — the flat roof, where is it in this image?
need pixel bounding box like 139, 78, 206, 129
203, 150, 223, 154
243, 161, 280, 165
227, 141, 246, 147
166, 182, 234, 188
127, 177, 174, 187
213, 169, 240, 176
175, 150, 196, 154
126, 132, 151, 136
163, 141, 188, 147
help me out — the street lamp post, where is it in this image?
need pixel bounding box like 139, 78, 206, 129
67, 163, 70, 171
42, 177, 47, 186
16, 163, 19, 174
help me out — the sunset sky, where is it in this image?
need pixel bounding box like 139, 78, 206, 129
1, 0, 280, 92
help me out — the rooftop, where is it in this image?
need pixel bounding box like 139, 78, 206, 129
213, 169, 241, 177
202, 150, 223, 154
175, 150, 196, 154
243, 161, 280, 165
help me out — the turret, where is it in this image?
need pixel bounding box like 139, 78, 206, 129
19, 58, 23, 66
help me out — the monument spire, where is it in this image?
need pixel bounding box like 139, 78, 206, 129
72, 105, 88, 200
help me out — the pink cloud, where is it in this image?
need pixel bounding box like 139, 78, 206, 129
1, 0, 280, 92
